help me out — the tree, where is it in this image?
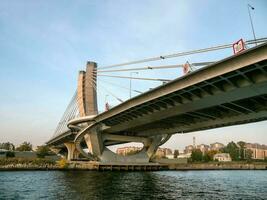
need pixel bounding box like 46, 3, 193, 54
174, 150, 179, 158
222, 141, 239, 161
203, 150, 218, 162
191, 149, 203, 162
245, 149, 253, 161
36, 145, 52, 158
237, 141, 246, 160
203, 154, 210, 162
16, 142, 33, 151
208, 150, 218, 159
0, 142, 15, 151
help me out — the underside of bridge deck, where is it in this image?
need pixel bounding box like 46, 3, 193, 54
102, 59, 267, 137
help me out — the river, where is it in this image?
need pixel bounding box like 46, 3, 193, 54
0, 170, 266, 199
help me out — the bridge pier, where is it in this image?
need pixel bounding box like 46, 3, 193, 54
89, 128, 104, 157
84, 134, 93, 154
74, 122, 170, 163
98, 134, 167, 163
64, 142, 80, 161
146, 135, 163, 159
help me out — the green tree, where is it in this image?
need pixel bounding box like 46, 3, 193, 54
237, 141, 246, 160
191, 149, 203, 162
203, 150, 218, 162
0, 142, 15, 151
173, 150, 179, 158
245, 149, 253, 161
222, 141, 239, 161
203, 154, 210, 162
16, 142, 33, 151
36, 145, 52, 158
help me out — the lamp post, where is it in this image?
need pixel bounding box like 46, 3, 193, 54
130, 72, 139, 98
247, 4, 257, 46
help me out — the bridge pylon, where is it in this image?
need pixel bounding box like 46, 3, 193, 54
77, 61, 98, 116
49, 60, 173, 163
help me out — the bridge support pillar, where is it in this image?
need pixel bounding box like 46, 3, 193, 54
146, 135, 163, 159
84, 134, 93, 154
74, 123, 172, 163
64, 142, 80, 161
88, 128, 104, 157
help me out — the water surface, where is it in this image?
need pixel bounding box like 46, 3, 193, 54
1, 170, 267, 199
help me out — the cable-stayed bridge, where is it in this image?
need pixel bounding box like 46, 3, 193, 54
47, 39, 267, 163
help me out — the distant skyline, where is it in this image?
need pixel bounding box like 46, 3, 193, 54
0, 0, 267, 150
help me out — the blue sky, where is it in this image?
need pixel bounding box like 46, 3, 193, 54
0, 0, 267, 150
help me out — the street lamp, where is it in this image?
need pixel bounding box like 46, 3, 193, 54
247, 4, 257, 46
129, 72, 139, 98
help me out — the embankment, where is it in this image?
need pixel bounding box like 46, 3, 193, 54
1, 158, 267, 171
168, 162, 267, 170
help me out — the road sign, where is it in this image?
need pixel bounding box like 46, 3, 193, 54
233, 39, 245, 54
183, 61, 191, 74
105, 102, 110, 111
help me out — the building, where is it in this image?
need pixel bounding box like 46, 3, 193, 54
0, 149, 8, 158
210, 142, 224, 151
213, 153, 232, 162
14, 151, 37, 158
0, 150, 36, 159
116, 146, 142, 156
197, 144, 210, 154
116, 146, 172, 158
185, 144, 210, 154
178, 153, 191, 158
245, 143, 267, 160
165, 154, 174, 159
155, 148, 172, 158
184, 145, 194, 154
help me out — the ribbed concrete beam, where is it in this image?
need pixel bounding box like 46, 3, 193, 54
105, 79, 267, 133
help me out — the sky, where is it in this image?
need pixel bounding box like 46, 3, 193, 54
0, 0, 267, 151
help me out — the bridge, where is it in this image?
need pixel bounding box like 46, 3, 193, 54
47, 40, 267, 163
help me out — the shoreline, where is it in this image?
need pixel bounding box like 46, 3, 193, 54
1, 162, 267, 171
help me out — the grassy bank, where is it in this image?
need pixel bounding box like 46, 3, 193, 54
0, 158, 58, 170
1, 159, 267, 171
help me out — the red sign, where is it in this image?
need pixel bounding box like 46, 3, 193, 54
105, 102, 110, 111
183, 61, 191, 74
233, 39, 245, 54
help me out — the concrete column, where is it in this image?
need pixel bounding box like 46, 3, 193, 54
64, 142, 80, 161
89, 127, 103, 157
77, 61, 98, 117
73, 149, 80, 159
84, 134, 93, 154
146, 135, 163, 159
